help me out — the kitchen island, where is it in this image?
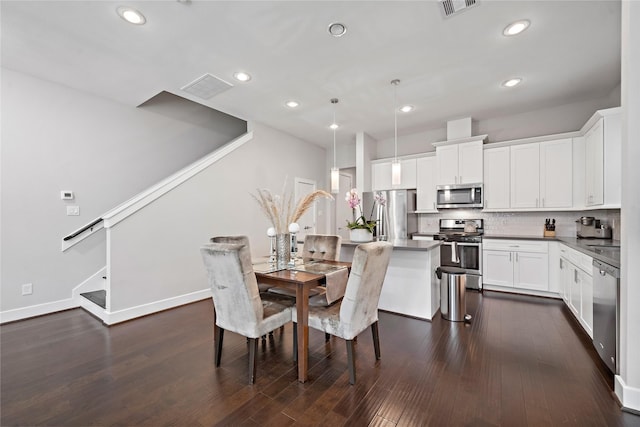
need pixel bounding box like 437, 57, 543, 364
340, 239, 441, 321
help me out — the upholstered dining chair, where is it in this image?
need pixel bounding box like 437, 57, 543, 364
200, 241, 294, 384
268, 234, 343, 300
293, 241, 393, 384
210, 235, 272, 294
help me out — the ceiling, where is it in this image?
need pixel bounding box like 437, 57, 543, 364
1, 1, 621, 147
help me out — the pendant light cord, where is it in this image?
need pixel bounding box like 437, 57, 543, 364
392, 79, 400, 161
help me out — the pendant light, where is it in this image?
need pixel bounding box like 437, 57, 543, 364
391, 79, 402, 186
330, 98, 340, 194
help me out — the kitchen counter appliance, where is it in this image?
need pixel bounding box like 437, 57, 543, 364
436, 183, 483, 209
434, 219, 483, 290
576, 217, 612, 239
592, 258, 620, 374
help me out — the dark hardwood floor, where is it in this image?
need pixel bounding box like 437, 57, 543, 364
2, 291, 639, 426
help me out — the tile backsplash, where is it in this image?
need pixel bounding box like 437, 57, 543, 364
418, 209, 621, 240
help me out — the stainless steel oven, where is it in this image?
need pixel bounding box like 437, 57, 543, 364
435, 219, 483, 290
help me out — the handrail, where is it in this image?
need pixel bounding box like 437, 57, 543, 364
61, 131, 253, 251
102, 131, 252, 227
63, 218, 104, 241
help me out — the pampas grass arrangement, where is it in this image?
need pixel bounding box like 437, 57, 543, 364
252, 181, 333, 234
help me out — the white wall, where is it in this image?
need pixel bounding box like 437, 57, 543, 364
107, 122, 328, 313
0, 69, 246, 313
617, 0, 640, 412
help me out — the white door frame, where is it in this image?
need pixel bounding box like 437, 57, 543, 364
294, 177, 317, 237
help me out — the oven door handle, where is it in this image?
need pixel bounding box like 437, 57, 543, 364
442, 242, 480, 247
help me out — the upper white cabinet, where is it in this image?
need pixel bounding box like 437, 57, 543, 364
540, 138, 573, 208
483, 146, 510, 210
372, 158, 417, 191
416, 156, 437, 211
510, 143, 540, 208
435, 138, 484, 185
582, 108, 621, 208
585, 118, 604, 206
508, 138, 573, 209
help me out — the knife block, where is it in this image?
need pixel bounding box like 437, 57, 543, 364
543, 229, 556, 237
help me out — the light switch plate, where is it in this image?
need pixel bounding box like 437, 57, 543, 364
22, 283, 33, 295
67, 205, 80, 216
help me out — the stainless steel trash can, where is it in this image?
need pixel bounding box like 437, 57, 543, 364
436, 266, 471, 322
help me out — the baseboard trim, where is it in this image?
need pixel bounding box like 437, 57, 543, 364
0, 298, 78, 324
103, 289, 212, 325
615, 375, 640, 413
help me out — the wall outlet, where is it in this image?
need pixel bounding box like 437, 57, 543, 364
66, 205, 80, 216
22, 283, 33, 295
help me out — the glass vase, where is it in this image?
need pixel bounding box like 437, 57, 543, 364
275, 233, 291, 269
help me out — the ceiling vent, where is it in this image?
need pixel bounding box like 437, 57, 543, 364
439, 0, 478, 18
181, 73, 233, 100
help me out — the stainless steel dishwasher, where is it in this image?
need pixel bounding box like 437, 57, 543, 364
592, 259, 620, 374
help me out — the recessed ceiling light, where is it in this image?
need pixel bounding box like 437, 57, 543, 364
502, 78, 522, 88
328, 22, 347, 37
285, 100, 299, 108
503, 20, 530, 36
233, 71, 251, 82
329, 123, 339, 130
116, 6, 146, 25
400, 105, 414, 113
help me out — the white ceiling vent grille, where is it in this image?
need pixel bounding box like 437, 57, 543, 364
181, 73, 233, 100
439, 0, 478, 18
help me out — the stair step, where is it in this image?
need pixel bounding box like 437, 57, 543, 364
80, 290, 106, 309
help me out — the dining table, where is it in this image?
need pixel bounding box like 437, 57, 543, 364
253, 259, 351, 383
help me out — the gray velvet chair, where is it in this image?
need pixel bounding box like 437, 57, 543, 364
200, 241, 294, 384
210, 235, 272, 294
301, 234, 342, 261
268, 234, 342, 300
294, 241, 393, 384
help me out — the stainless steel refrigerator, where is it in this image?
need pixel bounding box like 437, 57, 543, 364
362, 189, 418, 240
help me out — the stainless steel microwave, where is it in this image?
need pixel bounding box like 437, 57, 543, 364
436, 183, 483, 209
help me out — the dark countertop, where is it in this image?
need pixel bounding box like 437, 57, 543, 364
342, 239, 441, 252
483, 234, 620, 268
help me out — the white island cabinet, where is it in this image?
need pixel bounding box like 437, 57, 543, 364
340, 239, 441, 320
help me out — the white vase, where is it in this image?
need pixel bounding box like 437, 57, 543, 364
350, 228, 373, 243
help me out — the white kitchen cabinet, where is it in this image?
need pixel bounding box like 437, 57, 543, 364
510, 143, 540, 208
483, 239, 549, 292
585, 117, 604, 206
507, 138, 572, 210
559, 243, 594, 338
435, 139, 483, 185
416, 156, 437, 211
540, 138, 573, 208
372, 158, 417, 190
582, 108, 621, 208
579, 268, 593, 337
483, 146, 510, 209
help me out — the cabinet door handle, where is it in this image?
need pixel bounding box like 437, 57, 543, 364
560, 259, 563, 268
542, 198, 545, 207
433, 202, 436, 210
574, 270, 578, 283
516, 252, 519, 262
536, 198, 539, 207
509, 253, 512, 262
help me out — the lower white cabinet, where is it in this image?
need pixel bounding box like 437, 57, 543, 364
483, 240, 549, 292
559, 244, 593, 337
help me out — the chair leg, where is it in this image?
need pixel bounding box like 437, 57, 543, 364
214, 325, 224, 367
371, 321, 381, 360
248, 337, 258, 384
346, 340, 356, 385
325, 332, 330, 342
292, 322, 298, 362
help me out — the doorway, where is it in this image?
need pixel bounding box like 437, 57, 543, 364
294, 177, 316, 242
